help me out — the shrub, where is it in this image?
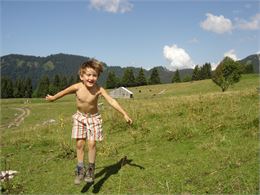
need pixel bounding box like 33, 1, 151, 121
212, 57, 241, 92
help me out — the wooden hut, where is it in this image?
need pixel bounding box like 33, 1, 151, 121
109, 87, 133, 99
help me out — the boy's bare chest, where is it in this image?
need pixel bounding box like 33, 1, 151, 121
76, 87, 99, 103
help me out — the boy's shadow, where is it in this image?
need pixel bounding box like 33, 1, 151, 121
81, 156, 145, 193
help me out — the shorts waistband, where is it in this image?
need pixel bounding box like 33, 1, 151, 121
76, 110, 100, 118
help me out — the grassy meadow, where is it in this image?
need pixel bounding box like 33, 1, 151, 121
1, 74, 259, 194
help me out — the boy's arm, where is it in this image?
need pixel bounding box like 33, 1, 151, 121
46, 83, 79, 102
100, 87, 132, 124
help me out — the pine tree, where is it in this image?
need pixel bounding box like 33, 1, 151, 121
106, 71, 119, 89
1, 77, 13, 98
183, 75, 192, 82
36, 75, 50, 97
24, 78, 33, 98
60, 76, 68, 90
149, 68, 161, 85
244, 64, 254, 73
54, 74, 61, 89
12, 80, 19, 98
204, 63, 212, 79
172, 69, 181, 83
13, 79, 24, 98
7, 78, 14, 98
49, 74, 61, 94
136, 68, 147, 86
192, 65, 200, 81
122, 68, 136, 87
200, 65, 207, 80
68, 75, 75, 86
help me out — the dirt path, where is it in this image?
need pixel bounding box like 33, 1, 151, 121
1, 107, 31, 129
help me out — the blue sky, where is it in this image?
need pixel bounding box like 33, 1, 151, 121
1, 0, 260, 70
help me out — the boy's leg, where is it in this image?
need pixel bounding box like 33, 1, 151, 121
76, 139, 86, 163
88, 140, 96, 163
85, 140, 96, 182
74, 138, 86, 185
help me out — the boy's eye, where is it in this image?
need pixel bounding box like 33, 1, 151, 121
86, 74, 97, 77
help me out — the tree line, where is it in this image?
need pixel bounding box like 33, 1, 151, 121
106, 67, 161, 89
1, 64, 212, 98
172, 63, 212, 83
1, 74, 76, 98
107, 63, 213, 89
0, 58, 247, 98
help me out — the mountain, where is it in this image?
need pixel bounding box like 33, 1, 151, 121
1, 53, 258, 88
0, 53, 191, 88
238, 54, 259, 73
1, 53, 92, 87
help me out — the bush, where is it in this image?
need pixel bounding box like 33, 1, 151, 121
212, 57, 241, 92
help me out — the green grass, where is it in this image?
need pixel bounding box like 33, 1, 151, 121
1, 74, 259, 194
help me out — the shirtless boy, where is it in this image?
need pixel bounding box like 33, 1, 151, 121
46, 59, 132, 184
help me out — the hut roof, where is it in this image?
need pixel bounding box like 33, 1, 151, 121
120, 87, 133, 94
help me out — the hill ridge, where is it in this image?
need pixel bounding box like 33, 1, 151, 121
1, 53, 259, 87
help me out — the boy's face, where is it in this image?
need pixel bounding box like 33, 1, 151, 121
80, 67, 98, 88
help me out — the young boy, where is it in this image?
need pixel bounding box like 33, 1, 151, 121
45, 59, 132, 184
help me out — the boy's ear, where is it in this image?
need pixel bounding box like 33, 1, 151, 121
79, 74, 83, 81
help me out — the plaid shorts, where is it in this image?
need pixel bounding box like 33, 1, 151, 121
71, 111, 103, 141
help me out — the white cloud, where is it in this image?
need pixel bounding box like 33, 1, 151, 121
200, 13, 233, 34
89, 0, 133, 13
235, 13, 260, 30
224, 49, 238, 60
163, 44, 194, 71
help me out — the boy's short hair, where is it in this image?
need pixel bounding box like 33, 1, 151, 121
79, 59, 103, 77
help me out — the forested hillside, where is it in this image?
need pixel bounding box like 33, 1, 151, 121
238, 54, 260, 73
0, 53, 194, 87
1, 54, 91, 87
1, 53, 258, 98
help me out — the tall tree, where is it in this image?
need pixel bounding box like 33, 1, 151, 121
68, 75, 75, 86
1, 77, 13, 98
24, 77, 33, 98
60, 76, 68, 90
172, 69, 181, 83
136, 68, 147, 86
106, 71, 119, 89
36, 75, 50, 97
149, 68, 161, 85
192, 65, 200, 81
122, 68, 136, 87
199, 63, 212, 80
204, 63, 212, 79
212, 57, 241, 92
13, 78, 25, 98
53, 74, 61, 89
200, 65, 208, 80
183, 75, 192, 82
49, 74, 61, 94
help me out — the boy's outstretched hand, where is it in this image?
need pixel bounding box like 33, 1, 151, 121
45, 94, 55, 102
124, 114, 133, 125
